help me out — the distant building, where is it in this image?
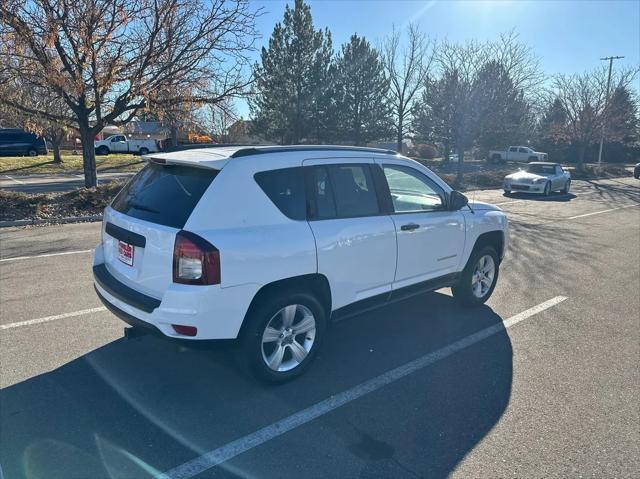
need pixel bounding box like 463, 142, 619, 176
123, 121, 168, 141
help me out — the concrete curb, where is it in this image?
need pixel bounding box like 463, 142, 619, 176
0, 215, 103, 228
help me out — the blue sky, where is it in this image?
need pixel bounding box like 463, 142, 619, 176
236, 0, 640, 117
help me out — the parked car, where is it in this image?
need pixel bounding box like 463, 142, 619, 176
503, 162, 571, 196
634, 162, 640, 179
95, 135, 159, 155
0, 128, 48, 157
93, 146, 509, 382
489, 146, 548, 163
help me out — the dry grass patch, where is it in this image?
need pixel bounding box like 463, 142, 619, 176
0, 181, 123, 222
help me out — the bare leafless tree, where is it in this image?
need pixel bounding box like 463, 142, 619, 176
206, 98, 239, 143
551, 66, 637, 168
382, 24, 433, 152
436, 39, 488, 181
0, 76, 72, 163
0, 0, 259, 187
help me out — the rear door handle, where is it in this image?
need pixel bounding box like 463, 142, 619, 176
401, 223, 420, 232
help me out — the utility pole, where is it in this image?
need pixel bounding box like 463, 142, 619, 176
597, 55, 624, 168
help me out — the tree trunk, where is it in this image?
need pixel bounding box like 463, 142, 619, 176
78, 121, 98, 188
52, 140, 62, 164
443, 141, 450, 164
170, 125, 179, 147
396, 115, 403, 153
456, 144, 464, 184
577, 144, 586, 171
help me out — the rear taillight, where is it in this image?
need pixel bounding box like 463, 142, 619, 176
173, 231, 220, 285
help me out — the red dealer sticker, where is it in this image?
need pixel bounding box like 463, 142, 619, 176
118, 240, 134, 266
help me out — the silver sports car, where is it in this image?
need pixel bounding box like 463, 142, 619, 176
503, 162, 571, 196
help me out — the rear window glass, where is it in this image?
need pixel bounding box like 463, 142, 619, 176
111, 162, 217, 229
329, 164, 379, 218
254, 167, 307, 220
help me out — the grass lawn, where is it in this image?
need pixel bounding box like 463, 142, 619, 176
0, 152, 145, 175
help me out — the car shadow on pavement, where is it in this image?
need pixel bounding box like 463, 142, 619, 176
0, 292, 513, 479
503, 192, 577, 202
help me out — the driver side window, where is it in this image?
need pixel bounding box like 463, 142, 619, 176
383, 165, 445, 213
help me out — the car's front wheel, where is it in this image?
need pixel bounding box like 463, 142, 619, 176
543, 181, 552, 196
452, 246, 500, 307
561, 179, 571, 194
240, 291, 326, 382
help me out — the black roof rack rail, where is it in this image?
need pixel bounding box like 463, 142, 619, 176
162, 143, 255, 153
230, 145, 399, 158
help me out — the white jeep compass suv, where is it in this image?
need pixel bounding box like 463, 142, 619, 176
93, 146, 509, 382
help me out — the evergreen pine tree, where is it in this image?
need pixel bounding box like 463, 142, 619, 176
334, 35, 391, 145
250, 0, 332, 144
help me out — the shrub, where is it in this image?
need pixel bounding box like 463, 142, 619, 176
416, 144, 439, 159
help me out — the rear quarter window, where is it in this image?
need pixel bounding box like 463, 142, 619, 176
254, 167, 307, 220
111, 162, 218, 229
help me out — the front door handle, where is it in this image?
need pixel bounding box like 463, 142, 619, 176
401, 222, 420, 232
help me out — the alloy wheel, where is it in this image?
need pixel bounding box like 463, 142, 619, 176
261, 304, 316, 372
471, 255, 495, 298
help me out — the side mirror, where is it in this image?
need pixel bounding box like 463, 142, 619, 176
449, 190, 469, 211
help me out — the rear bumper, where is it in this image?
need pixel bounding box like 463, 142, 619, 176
93, 264, 160, 313
92, 244, 259, 340
94, 286, 161, 334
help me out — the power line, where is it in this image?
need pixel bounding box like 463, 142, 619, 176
597, 55, 625, 168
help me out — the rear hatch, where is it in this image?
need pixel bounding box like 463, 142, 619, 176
102, 162, 219, 299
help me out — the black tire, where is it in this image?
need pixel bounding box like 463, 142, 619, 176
543, 181, 551, 196
27, 147, 38, 157
452, 246, 500, 307
503, 189, 511, 195
528, 156, 537, 162
139, 147, 149, 155
561, 179, 571, 194
96, 146, 109, 155
238, 290, 327, 383
491, 154, 501, 163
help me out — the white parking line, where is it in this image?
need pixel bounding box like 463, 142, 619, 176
0, 307, 107, 330
567, 203, 639, 220
2, 174, 25, 184
0, 249, 92, 263
158, 295, 568, 479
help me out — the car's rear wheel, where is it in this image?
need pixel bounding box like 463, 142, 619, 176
96, 146, 109, 155
139, 147, 149, 155
452, 246, 500, 307
27, 147, 38, 157
503, 189, 511, 195
561, 179, 571, 194
491, 154, 501, 163
239, 291, 326, 383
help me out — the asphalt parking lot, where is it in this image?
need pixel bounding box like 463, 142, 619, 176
1, 177, 639, 478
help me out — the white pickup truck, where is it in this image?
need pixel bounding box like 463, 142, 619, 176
95, 135, 160, 156
488, 146, 548, 163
